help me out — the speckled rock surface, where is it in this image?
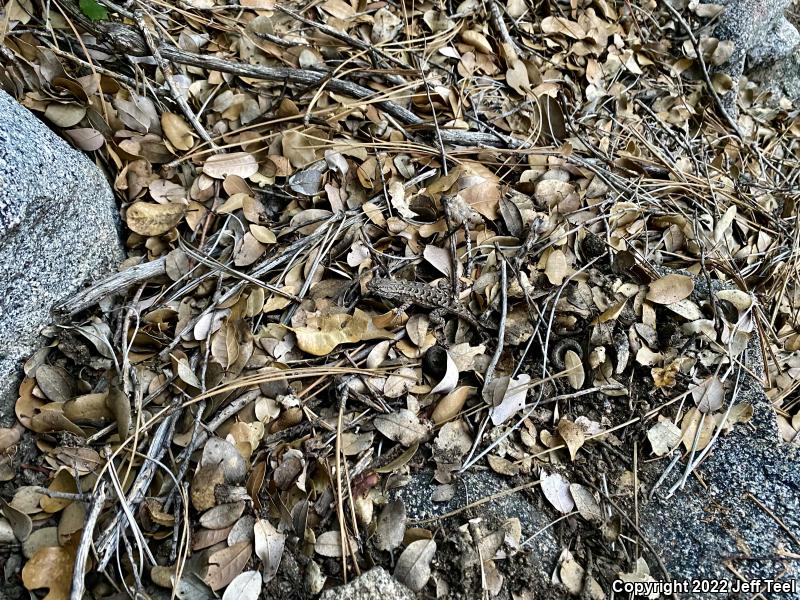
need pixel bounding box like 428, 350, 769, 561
705, 0, 800, 105
0, 90, 123, 421
392, 469, 560, 587
640, 318, 800, 598
319, 567, 414, 600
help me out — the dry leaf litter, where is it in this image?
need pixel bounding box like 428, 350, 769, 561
0, 0, 798, 597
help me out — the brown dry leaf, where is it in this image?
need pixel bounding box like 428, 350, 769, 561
432, 386, 475, 424
394, 539, 436, 592
569, 484, 602, 523
30, 410, 85, 437
126, 202, 185, 236
22, 544, 76, 600
40, 469, 78, 513
680, 408, 715, 451
35, 365, 74, 403
105, 386, 130, 438
545, 250, 568, 285
375, 499, 406, 551
161, 112, 194, 151
293, 309, 393, 356
564, 350, 584, 390
557, 419, 585, 461
204, 541, 252, 591
457, 162, 501, 219
63, 391, 113, 424
0, 427, 19, 454
560, 558, 604, 599
646, 274, 694, 305
204, 152, 259, 179
374, 410, 428, 447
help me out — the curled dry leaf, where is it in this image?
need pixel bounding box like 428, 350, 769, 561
394, 539, 436, 592
126, 202, 185, 236
557, 419, 585, 461
430, 351, 458, 395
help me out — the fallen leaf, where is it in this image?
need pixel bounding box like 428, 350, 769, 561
203, 152, 259, 179
375, 499, 406, 551
541, 472, 574, 514
204, 541, 252, 590
22, 544, 76, 600
126, 202, 185, 236
646, 274, 694, 305
394, 539, 436, 592
374, 410, 428, 447
647, 420, 682, 456
222, 571, 261, 600
254, 518, 285, 583
557, 419, 585, 461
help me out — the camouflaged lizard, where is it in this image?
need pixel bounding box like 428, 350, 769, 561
367, 277, 488, 331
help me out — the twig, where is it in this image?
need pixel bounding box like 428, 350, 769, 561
482, 250, 507, 395
53, 257, 167, 317
70, 483, 107, 600
411, 479, 540, 525
133, 9, 217, 151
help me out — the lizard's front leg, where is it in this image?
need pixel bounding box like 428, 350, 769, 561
392, 302, 411, 324
430, 308, 449, 347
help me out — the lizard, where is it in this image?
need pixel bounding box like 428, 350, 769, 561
367, 277, 489, 331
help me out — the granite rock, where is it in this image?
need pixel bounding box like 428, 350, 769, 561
319, 567, 414, 600
640, 284, 800, 598
0, 90, 124, 421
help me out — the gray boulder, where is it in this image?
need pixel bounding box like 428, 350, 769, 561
320, 567, 414, 600
703, 0, 800, 104
640, 325, 800, 598
0, 90, 124, 421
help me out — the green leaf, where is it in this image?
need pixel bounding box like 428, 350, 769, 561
79, 0, 108, 21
